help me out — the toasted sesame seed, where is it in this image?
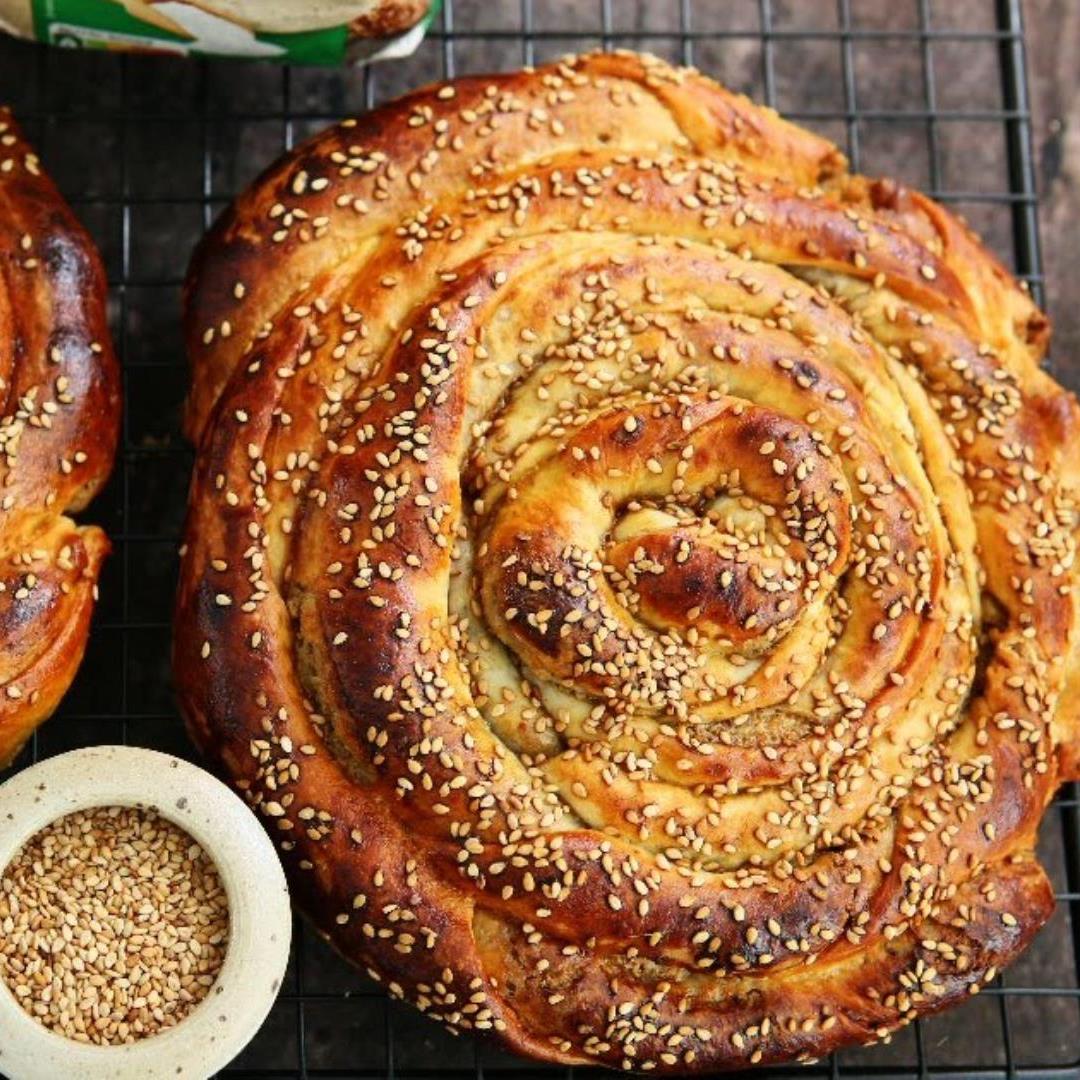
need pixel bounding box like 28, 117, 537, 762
0, 807, 228, 1045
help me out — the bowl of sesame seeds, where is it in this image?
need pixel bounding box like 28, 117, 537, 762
0, 745, 292, 1080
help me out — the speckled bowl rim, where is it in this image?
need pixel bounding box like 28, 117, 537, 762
0, 745, 292, 1080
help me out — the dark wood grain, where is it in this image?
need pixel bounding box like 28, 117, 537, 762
1, 3, 1078, 1075
1028, 0, 1080, 384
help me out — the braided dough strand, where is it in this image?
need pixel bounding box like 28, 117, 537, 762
0, 109, 119, 765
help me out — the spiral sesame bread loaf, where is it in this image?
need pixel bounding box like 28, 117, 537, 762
0, 110, 119, 767
176, 52, 1080, 1071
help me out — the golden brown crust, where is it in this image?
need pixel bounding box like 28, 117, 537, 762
0, 109, 119, 767
176, 52, 1080, 1071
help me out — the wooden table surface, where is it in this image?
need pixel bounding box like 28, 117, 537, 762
0, 1, 1078, 1075
1028, 0, 1079, 372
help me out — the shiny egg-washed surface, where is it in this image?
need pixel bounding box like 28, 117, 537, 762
176, 52, 1080, 1071
0, 110, 119, 767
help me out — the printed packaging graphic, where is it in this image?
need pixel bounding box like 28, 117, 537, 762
0, 0, 437, 63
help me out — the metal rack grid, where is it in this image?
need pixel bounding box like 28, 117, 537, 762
0, 0, 1075, 1076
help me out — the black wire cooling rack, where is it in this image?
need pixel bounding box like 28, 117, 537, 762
1, 0, 1077, 1077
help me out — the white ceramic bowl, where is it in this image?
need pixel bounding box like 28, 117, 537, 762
0, 745, 292, 1080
